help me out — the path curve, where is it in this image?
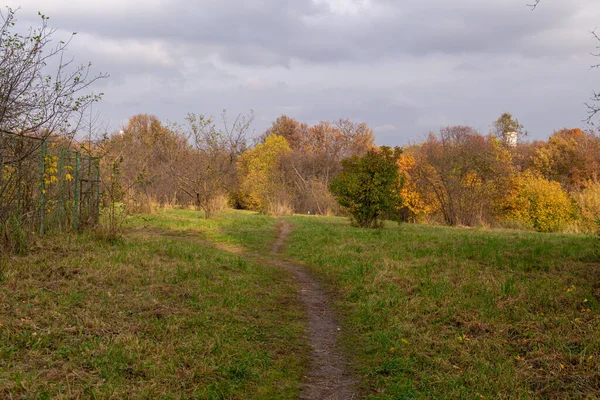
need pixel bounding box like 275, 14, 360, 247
272, 220, 356, 400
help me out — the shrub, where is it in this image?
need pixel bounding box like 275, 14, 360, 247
329, 146, 403, 228
572, 182, 600, 234
504, 172, 575, 233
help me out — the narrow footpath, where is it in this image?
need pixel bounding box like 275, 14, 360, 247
270, 220, 356, 400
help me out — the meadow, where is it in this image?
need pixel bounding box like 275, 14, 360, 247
1, 209, 599, 399
0, 210, 305, 399
284, 215, 600, 399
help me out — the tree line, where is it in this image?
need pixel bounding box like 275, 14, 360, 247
100, 112, 600, 233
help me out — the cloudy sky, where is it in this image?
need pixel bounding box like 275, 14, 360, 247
7, 0, 600, 144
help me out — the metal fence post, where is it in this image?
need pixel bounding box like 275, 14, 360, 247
17, 161, 22, 224
16, 136, 23, 225
94, 157, 100, 226
74, 152, 81, 232
57, 147, 64, 230
39, 140, 47, 235
15, 138, 23, 226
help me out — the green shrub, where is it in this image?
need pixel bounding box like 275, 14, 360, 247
329, 146, 403, 228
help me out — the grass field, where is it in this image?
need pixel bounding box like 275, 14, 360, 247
0, 210, 305, 399
1, 209, 599, 399
283, 215, 600, 399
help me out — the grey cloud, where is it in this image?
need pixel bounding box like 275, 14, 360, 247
27, 0, 592, 67
6, 0, 600, 144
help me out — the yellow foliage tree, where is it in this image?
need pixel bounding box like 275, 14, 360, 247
397, 151, 437, 221
503, 172, 575, 232
238, 135, 292, 215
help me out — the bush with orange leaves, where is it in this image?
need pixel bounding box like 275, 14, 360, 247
397, 151, 438, 222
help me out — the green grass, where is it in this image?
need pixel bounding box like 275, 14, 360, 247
127, 209, 278, 253
283, 215, 600, 399
0, 209, 305, 399
4, 209, 599, 399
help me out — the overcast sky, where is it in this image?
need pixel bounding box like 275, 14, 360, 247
7, 0, 600, 144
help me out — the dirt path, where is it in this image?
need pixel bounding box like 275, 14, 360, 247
132, 222, 357, 398
272, 220, 356, 400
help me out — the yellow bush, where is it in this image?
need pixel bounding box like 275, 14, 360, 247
504, 172, 575, 232
572, 182, 600, 234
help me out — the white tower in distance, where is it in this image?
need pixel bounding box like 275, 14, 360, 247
505, 131, 518, 147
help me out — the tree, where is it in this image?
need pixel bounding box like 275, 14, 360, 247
0, 8, 106, 250
397, 150, 437, 222
492, 112, 525, 146
262, 115, 376, 214
329, 146, 403, 228
572, 182, 600, 234
408, 126, 514, 226
263, 115, 309, 149
163, 111, 252, 219
237, 135, 292, 215
103, 114, 182, 212
532, 128, 600, 190
0, 8, 106, 161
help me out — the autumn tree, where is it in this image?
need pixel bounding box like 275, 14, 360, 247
330, 146, 404, 228
572, 182, 600, 233
532, 128, 600, 190
0, 8, 106, 249
263, 115, 309, 149
408, 126, 515, 226
264, 115, 375, 214
502, 171, 576, 232
102, 114, 183, 212
164, 111, 252, 219
237, 135, 292, 215
397, 150, 437, 222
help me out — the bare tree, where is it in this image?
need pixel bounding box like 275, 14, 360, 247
103, 114, 181, 212
164, 111, 252, 219
528, 1, 600, 120
0, 8, 107, 163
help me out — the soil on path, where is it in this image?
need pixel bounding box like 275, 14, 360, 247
272, 220, 356, 400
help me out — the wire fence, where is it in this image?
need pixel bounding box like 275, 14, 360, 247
0, 132, 100, 240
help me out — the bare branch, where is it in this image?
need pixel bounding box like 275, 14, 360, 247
527, 0, 542, 10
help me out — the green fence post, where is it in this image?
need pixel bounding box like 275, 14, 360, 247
74, 152, 81, 232
16, 137, 23, 224
39, 140, 47, 235
57, 147, 64, 230
17, 161, 22, 223
94, 157, 100, 226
